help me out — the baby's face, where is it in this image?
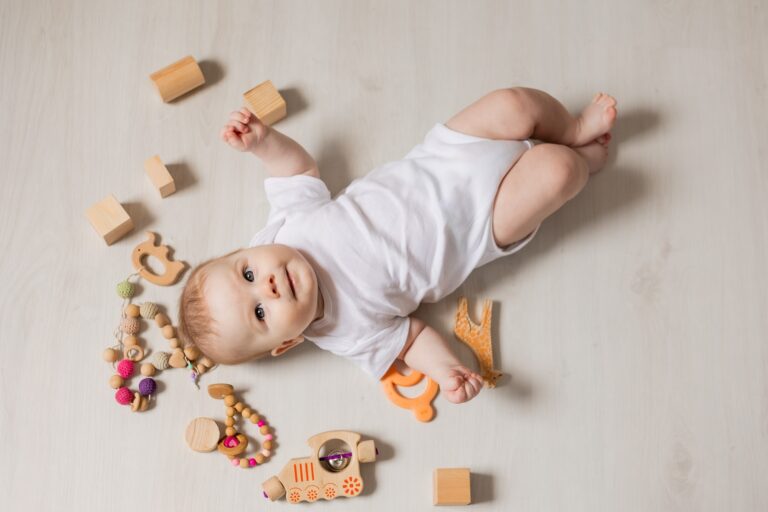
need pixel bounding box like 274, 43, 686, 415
203, 244, 321, 362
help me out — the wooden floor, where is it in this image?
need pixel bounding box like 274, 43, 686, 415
1, 1, 766, 510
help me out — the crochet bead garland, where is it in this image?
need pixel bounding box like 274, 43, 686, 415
103, 275, 215, 413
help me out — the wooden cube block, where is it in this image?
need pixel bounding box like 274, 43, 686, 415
85, 194, 134, 245
144, 155, 176, 198
243, 80, 286, 126
149, 55, 206, 102
433, 468, 471, 506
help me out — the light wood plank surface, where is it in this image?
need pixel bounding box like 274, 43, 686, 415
1, 1, 766, 510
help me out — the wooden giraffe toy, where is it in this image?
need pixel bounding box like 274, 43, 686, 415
454, 297, 502, 388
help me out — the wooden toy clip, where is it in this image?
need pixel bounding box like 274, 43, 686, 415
131, 232, 186, 286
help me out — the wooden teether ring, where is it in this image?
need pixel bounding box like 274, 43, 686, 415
218, 433, 248, 457
123, 345, 145, 362
131, 232, 186, 286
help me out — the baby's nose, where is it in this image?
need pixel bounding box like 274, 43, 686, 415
263, 274, 279, 297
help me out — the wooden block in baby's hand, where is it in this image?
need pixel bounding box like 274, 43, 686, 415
85, 194, 134, 245
243, 80, 286, 126
144, 155, 176, 198
149, 55, 206, 102
434, 468, 472, 506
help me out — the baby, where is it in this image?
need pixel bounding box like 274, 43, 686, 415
178, 87, 617, 404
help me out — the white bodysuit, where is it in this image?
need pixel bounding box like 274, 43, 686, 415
249, 123, 538, 379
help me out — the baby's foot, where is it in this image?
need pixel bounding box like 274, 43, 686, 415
436, 366, 484, 404
573, 138, 609, 175
572, 92, 617, 147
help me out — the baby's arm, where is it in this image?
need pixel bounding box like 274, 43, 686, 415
398, 317, 484, 404
220, 108, 319, 178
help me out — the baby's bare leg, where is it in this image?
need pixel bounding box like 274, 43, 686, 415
491, 142, 607, 246
446, 87, 617, 147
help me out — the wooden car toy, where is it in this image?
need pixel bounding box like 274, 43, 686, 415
262, 430, 377, 503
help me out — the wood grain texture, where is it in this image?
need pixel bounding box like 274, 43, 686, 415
0, 1, 767, 511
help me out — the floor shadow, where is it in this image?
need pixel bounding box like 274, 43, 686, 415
316, 137, 355, 197
279, 86, 309, 118
166, 161, 198, 193
198, 59, 225, 88
122, 201, 154, 232
472, 472, 494, 504
606, 107, 662, 168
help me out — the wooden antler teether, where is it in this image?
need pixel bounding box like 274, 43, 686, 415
454, 297, 502, 388
131, 231, 187, 286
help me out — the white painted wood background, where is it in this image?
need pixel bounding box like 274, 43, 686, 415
1, 1, 766, 510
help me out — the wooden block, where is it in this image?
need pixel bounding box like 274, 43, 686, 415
149, 55, 205, 102
243, 80, 286, 125
85, 194, 134, 245
144, 155, 176, 197
433, 468, 471, 506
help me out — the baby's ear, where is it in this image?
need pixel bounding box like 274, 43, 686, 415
270, 336, 304, 357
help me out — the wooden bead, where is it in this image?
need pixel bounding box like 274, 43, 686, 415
225, 427, 236, 436
168, 348, 186, 368
109, 374, 124, 389
103, 348, 119, 363
155, 312, 170, 328
195, 363, 207, 375
249, 414, 260, 424
239, 458, 249, 468
207, 383, 233, 399
254, 453, 265, 464
123, 335, 139, 347
262, 440, 273, 450
226, 407, 235, 417
199, 356, 214, 368
183, 345, 200, 360
124, 304, 140, 318
225, 417, 235, 427
161, 325, 175, 339
224, 395, 236, 406
260, 426, 269, 435
140, 363, 156, 376
241, 407, 252, 418
168, 337, 180, 349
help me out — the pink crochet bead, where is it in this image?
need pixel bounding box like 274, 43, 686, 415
248, 458, 257, 467
265, 434, 273, 441
116, 359, 134, 378
115, 387, 133, 405
231, 458, 240, 467
224, 436, 239, 448
257, 420, 265, 427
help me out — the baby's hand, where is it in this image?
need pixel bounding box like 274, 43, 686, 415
219, 108, 267, 152
437, 365, 484, 404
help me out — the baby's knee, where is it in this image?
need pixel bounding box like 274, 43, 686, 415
528, 144, 589, 202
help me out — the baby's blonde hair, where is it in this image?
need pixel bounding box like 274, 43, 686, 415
177, 248, 242, 363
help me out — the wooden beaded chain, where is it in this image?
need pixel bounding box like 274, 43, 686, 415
102, 272, 215, 412
209, 383, 275, 468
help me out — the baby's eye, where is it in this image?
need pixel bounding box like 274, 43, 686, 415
255, 304, 266, 321
243, 267, 254, 282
